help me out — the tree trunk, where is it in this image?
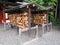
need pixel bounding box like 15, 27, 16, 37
57, 0, 60, 20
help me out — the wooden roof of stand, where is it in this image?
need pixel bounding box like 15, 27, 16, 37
0, 0, 23, 6
0, 0, 24, 11
5, 3, 53, 14
8, 0, 23, 2
0, 0, 23, 2
16, 0, 24, 2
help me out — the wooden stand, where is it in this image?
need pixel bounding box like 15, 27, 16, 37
18, 25, 38, 45
42, 22, 52, 35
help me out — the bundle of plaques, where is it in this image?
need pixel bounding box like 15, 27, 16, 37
32, 14, 47, 25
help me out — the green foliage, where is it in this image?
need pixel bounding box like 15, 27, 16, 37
43, 0, 57, 6
49, 12, 56, 24
24, 0, 58, 25
24, 0, 57, 6
24, 0, 44, 5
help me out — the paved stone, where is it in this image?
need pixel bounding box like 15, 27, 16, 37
0, 24, 60, 45
27, 26, 60, 45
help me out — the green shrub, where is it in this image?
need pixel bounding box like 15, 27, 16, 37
24, 0, 58, 25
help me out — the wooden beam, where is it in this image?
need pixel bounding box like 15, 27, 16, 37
17, 0, 23, 2
8, 0, 23, 2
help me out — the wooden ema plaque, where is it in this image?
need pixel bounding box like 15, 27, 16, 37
32, 14, 47, 25
9, 14, 17, 25
9, 13, 47, 29
9, 13, 28, 29
16, 14, 28, 29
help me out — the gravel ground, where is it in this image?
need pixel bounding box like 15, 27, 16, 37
0, 24, 60, 45
27, 26, 60, 45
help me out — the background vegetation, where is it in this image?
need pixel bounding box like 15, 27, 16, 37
24, 0, 59, 25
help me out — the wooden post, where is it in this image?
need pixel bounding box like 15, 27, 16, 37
28, 6, 31, 30
46, 11, 49, 32
18, 28, 23, 45
36, 25, 38, 39
3, 11, 6, 30
42, 24, 45, 35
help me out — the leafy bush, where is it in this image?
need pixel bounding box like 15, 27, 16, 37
24, 0, 58, 25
